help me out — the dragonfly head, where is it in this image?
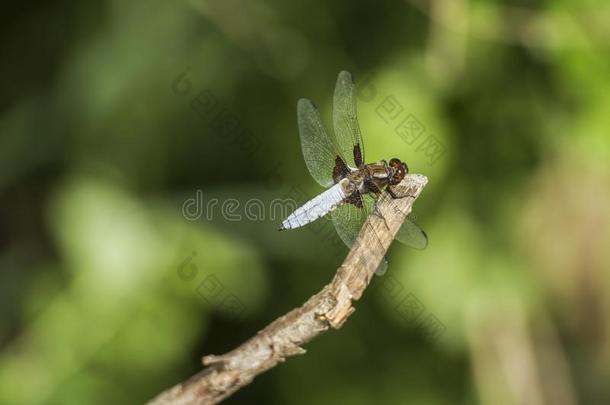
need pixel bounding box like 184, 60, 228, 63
388, 158, 408, 185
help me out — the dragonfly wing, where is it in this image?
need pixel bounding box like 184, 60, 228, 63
298, 98, 341, 188
395, 217, 428, 250
333, 71, 365, 167
333, 191, 428, 250
331, 193, 382, 248
331, 195, 367, 248
331, 194, 393, 273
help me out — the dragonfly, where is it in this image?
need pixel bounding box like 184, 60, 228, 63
279, 71, 428, 254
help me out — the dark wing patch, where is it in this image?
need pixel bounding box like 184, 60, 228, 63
364, 178, 382, 195
346, 192, 363, 208
332, 156, 350, 183
353, 143, 363, 167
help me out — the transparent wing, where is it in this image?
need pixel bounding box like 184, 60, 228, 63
395, 216, 428, 250
330, 194, 373, 248
333, 71, 365, 168
331, 194, 391, 275
297, 98, 338, 188
332, 194, 428, 250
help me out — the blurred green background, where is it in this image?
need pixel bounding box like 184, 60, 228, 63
2, 1, 610, 404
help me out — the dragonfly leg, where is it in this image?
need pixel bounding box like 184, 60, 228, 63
370, 200, 384, 219
365, 180, 382, 215
372, 195, 409, 235
364, 178, 383, 196
371, 200, 396, 235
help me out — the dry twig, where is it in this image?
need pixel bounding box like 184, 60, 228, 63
148, 173, 428, 405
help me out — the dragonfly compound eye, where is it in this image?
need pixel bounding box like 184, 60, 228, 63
389, 158, 401, 167
390, 164, 407, 184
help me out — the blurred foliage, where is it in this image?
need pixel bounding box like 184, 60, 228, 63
1, 0, 610, 404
